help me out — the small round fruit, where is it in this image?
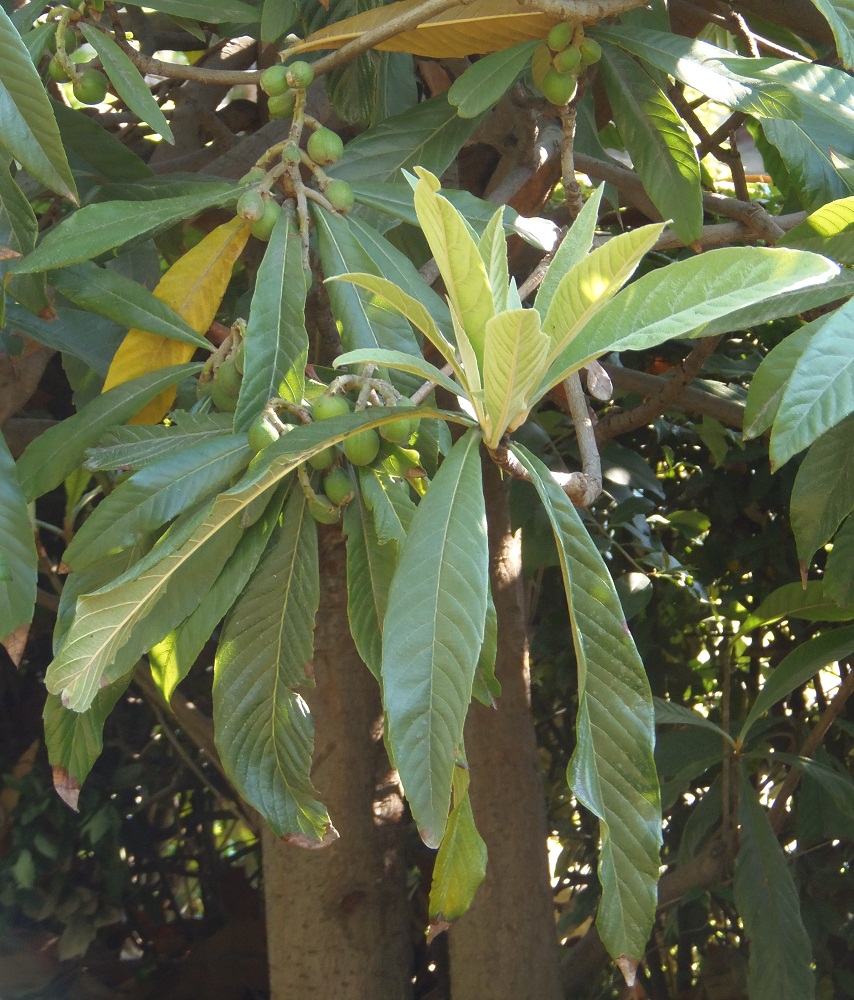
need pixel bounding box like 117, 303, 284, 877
323, 467, 353, 505
307, 447, 336, 471
72, 68, 108, 106
540, 67, 578, 105
552, 45, 581, 74
308, 494, 340, 524
312, 393, 351, 421
249, 198, 281, 241
248, 415, 280, 453
325, 179, 354, 214
306, 127, 344, 167
281, 140, 302, 166
216, 356, 242, 396
343, 429, 380, 467
579, 38, 603, 66
285, 60, 315, 90
50, 29, 77, 54
48, 55, 71, 83
379, 398, 418, 444
239, 166, 266, 185
267, 90, 296, 119
530, 42, 553, 92
546, 22, 574, 52
260, 64, 289, 97
211, 380, 238, 412
237, 189, 266, 223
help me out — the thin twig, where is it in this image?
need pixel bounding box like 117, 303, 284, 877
562, 373, 602, 506
488, 442, 589, 505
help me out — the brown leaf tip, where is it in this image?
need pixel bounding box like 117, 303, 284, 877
616, 955, 638, 987
52, 767, 81, 811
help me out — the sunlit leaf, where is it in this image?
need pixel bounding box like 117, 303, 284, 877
780, 195, 854, 263
429, 768, 487, 922
0, 436, 37, 644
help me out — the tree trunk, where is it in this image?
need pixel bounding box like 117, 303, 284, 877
263, 527, 412, 1000
448, 461, 563, 1000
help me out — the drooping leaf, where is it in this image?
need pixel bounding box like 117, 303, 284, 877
51, 262, 211, 351
79, 25, 174, 143
333, 347, 463, 397
780, 195, 854, 263
790, 415, 854, 568
654, 697, 733, 742
122, 0, 260, 22
738, 581, 854, 635
823, 514, 854, 605
797, 0, 854, 67
213, 488, 330, 840
358, 466, 416, 546
15, 364, 202, 501
235, 204, 307, 430
536, 185, 604, 320
429, 768, 487, 922
288, 0, 558, 57
51, 100, 152, 187
599, 44, 702, 246
84, 412, 233, 471
739, 626, 854, 741
448, 39, 540, 117
0, 7, 76, 201
733, 766, 815, 1000
0, 161, 47, 314
471, 588, 499, 706
382, 429, 489, 848
102, 217, 250, 424
770, 297, 854, 468
11, 185, 241, 274
62, 435, 252, 571
261, 0, 297, 42
0, 436, 37, 646
511, 444, 661, 964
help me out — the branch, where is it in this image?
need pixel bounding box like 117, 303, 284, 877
123, 48, 262, 86
562, 373, 602, 505
488, 441, 590, 505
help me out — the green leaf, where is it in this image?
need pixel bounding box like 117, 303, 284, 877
511, 444, 661, 963
344, 482, 399, 679
150, 486, 285, 701
429, 769, 487, 922
739, 581, 854, 635
213, 489, 331, 840
84, 412, 233, 471
591, 27, 799, 119
540, 248, 838, 394
802, 0, 854, 67
600, 44, 702, 246
770, 297, 854, 467
63, 435, 252, 571
11, 187, 241, 274
739, 626, 854, 741
536, 185, 604, 320
78, 25, 174, 143
0, 161, 47, 314
448, 39, 540, 118
824, 513, 854, 605
790, 414, 854, 568
51, 262, 211, 350
122, 0, 260, 22
477, 207, 511, 313
482, 309, 549, 447
51, 100, 152, 186
382, 429, 489, 848
333, 347, 462, 398
780, 196, 854, 263
734, 766, 815, 1000
471, 589, 499, 707
260, 0, 297, 42
654, 697, 733, 742
43, 670, 134, 788
0, 436, 37, 643
358, 466, 416, 546
235, 203, 307, 430
0, 7, 76, 201
15, 364, 203, 501
759, 117, 854, 210
743, 319, 820, 439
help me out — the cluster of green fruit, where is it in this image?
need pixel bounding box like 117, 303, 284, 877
531, 23, 602, 106
203, 344, 244, 412
47, 29, 109, 106
259, 59, 315, 120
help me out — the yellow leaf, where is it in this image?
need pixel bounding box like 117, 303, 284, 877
102, 217, 250, 424
287, 0, 560, 58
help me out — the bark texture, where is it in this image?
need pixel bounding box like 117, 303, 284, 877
263, 527, 412, 1000
448, 461, 563, 1000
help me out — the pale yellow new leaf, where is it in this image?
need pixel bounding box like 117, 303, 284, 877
286, 0, 560, 58
102, 217, 250, 424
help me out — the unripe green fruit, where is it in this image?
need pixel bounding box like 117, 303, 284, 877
530, 43, 553, 92
211, 380, 238, 412
237, 189, 266, 223
579, 38, 602, 65
267, 90, 296, 120
343, 429, 380, 467
307, 447, 336, 471
380, 399, 419, 444
73, 69, 108, 106
216, 356, 242, 397
323, 467, 353, 506
306, 128, 344, 167
285, 60, 314, 90
281, 140, 302, 166
312, 393, 351, 421
260, 64, 289, 97
248, 415, 280, 453
541, 68, 578, 106
308, 494, 340, 524
249, 198, 281, 241
547, 22, 574, 52
325, 179, 354, 214
239, 166, 266, 186
552, 45, 581, 74
48, 56, 71, 83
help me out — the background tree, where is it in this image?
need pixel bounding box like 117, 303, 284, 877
1, 0, 854, 999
